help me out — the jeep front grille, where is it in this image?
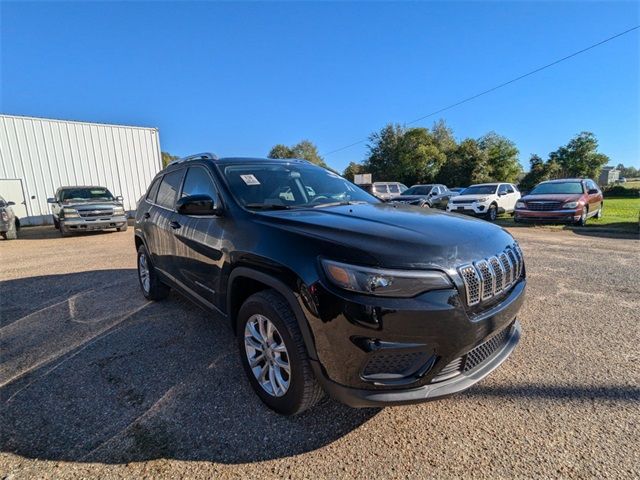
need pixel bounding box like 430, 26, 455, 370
458, 243, 523, 306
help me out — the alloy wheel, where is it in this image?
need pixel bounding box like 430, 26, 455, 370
138, 252, 150, 293
244, 314, 291, 397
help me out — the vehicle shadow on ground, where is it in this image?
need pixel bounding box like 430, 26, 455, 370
0, 270, 378, 464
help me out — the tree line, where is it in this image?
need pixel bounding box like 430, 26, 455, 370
161, 120, 613, 188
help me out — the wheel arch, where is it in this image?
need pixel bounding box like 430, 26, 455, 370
227, 267, 318, 360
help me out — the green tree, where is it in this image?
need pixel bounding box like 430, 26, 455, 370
518, 154, 549, 191
268, 140, 330, 169
478, 132, 522, 183
161, 151, 179, 167
363, 123, 448, 186
436, 139, 489, 187
549, 132, 609, 178
343, 162, 364, 181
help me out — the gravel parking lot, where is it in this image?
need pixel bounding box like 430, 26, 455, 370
1, 226, 638, 479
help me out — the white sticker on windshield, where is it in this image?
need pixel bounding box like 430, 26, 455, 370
240, 174, 261, 186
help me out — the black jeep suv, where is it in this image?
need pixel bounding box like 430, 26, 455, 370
135, 153, 525, 415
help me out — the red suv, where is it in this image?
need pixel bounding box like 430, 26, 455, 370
514, 178, 603, 226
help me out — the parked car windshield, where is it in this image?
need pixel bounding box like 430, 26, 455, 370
219, 162, 379, 209
529, 182, 584, 195
60, 187, 114, 202
460, 185, 498, 195
403, 185, 433, 195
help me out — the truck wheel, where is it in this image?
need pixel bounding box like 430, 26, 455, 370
3, 220, 18, 239
53, 217, 60, 229
117, 223, 128, 232
59, 225, 70, 237
137, 244, 170, 300
237, 289, 324, 415
486, 204, 498, 221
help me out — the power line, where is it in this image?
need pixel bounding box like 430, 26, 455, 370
322, 25, 639, 157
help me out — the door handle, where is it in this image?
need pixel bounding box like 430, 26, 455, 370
170, 220, 181, 230
143, 212, 150, 219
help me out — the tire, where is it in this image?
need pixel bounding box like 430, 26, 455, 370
595, 203, 603, 219
117, 223, 128, 232
59, 225, 70, 237
486, 204, 498, 221
237, 289, 324, 415
137, 244, 170, 300
576, 206, 588, 226
3, 219, 18, 239
53, 217, 60, 229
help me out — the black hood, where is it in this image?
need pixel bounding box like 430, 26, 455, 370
255, 203, 515, 270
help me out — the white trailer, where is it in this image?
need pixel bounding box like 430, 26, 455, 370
0, 114, 162, 225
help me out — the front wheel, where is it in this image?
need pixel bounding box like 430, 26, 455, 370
117, 223, 128, 232
576, 206, 588, 226
237, 290, 324, 415
137, 245, 170, 300
3, 219, 18, 239
486, 204, 498, 221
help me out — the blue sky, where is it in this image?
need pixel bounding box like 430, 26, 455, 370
2, 1, 639, 172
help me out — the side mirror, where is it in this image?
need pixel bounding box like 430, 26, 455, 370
47, 198, 56, 204
116, 195, 124, 202
176, 194, 221, 216
588, 188, 599, 195
7, 201, 15, 206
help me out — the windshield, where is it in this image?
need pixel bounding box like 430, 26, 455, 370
529, 182, 584, 195
460, 185, 497, 196
219, 162, 379, 209
403, 185, 433, 196
60, 188, 114, 201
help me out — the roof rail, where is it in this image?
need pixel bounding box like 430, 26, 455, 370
167, 152, 218, 166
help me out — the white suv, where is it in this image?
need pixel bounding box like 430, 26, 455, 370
446, 183, 520, 221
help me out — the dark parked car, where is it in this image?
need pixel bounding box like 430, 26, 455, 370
48, 186, 128, 236
0, 195, 20, 240
514, 178, 603, 226
390, 184, 458, 209
135, 154, 526, 415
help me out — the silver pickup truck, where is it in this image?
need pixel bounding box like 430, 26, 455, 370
48, 186, 128, 237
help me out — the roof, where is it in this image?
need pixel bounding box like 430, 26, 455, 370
540, 178, 587, 183
57, 185, 111, 190
0, 113, 158, 131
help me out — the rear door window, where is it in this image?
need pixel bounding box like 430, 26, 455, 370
156, 170, 184, 210
146, 177, 162, 202
388, 184, 400, 194
374, 184, 388, 194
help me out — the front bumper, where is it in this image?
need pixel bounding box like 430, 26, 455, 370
301, 276, 526, 407
447, 202, 489, 215
313, 321, 521, 407
515, 208, 581, 223
61, 215, 127, 231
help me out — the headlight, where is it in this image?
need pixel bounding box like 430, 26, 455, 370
1, 211, 8, 222
515, 201, 525, 209
476, 197, 489, 203
321, 259, 452, 297
113, 206, 125, 215
563, 201, 579, 209
61, 207, 80, 218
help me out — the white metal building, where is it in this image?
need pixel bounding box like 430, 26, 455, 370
0, 114, 162, 225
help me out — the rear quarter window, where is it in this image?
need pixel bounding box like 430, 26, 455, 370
146, 177, 162, 202
156, 170, 184, 209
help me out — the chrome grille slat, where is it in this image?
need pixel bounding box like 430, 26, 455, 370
474, 260, 494, 300
499, 252, 513, 287
489, 257, 504, 293
459, 265, 481, 306
458, 243, 524, 307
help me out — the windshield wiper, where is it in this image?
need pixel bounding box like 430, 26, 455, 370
312, 200, 367, 208
244, 203, 294, 210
